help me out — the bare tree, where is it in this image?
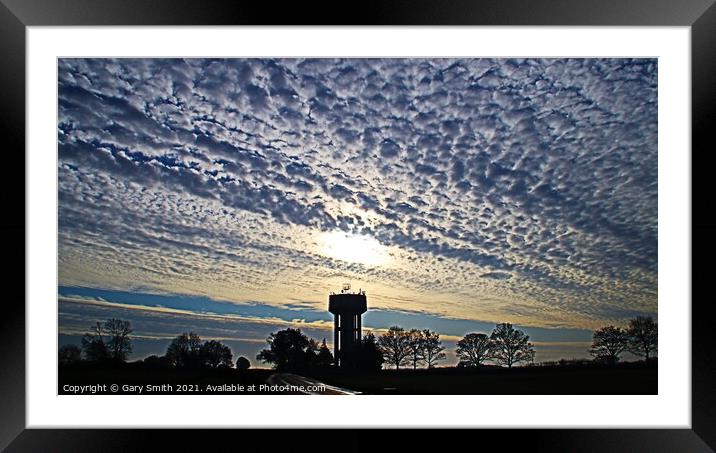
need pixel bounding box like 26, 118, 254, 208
377, 326, 411, 370
421, 329, 446, 368
81, 321, 108, 362
80, 319, 133, 362
626, 316, 657, 361
456, 333, 493, 367
589, 326, 629, 364
407, 329, 425, 370
490, 323, 535, 368
104, 318, 133, 362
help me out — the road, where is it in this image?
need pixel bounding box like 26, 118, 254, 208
266, 373, 361, 395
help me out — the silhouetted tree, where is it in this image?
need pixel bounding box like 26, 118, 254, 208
81, 338, 109, 362
589, 325, 629, 364
420, 329, 446, 368
378, 326, 411, 370
201, 340, 233, 368
58, 344, 81, 365
456, 333, 493, 367
104, 318, 133, 362
143, 355, 171, 369
316, 339, 334, 368
490, 323, 535, 368
257, 328, 313, 371
305, 338, 320, 368
80, 319, 133, 363
407, 329, 425, 370
626, 316, 658, 361
358, 332, 384, 371
236, 356, 251, 371
81, 321, 109, 362
166, 332, 203, 368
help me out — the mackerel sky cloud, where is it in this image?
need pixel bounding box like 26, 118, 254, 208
58, 58, 657, 360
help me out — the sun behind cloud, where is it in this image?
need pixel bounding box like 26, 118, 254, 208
319, 231, 390, 267
56, 58, 658, 331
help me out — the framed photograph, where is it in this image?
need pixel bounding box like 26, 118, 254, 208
3, 0, 714, 449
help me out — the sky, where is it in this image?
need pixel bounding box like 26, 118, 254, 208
57, 58, 657, 365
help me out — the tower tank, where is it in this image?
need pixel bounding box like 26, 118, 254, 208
328, 284, 367, 368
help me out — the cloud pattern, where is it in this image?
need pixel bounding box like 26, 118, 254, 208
58, 58, 657, 331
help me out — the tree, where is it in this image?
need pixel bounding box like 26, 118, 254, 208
236, 356, 251, 371
456, 333, 493, 367
81, 321, 109, 362
377, 326, 411, 370
357, 332, 384, 372
58, 344, 81, 365
589, 325, 629, 364
407, 329, 425, 370
420, 329, 446, 368
305, 338, 320, 368
201, 340, 233, 368
490, 323, 535, 368
80, 319, 133, 362
626, 316, 657, 361
166, 332, 203, 368
256, 328, 314, 371
103, 318, 133, 362
316, 339, 334, 368
143, 355, 171, 369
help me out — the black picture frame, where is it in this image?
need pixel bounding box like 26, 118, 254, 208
2, 0, 714, 450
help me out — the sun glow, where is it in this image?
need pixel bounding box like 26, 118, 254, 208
319, 231, 390, 267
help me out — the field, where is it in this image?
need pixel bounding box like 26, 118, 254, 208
58, 362, 274, 395
309, 362, 657, 395
58, 361, 656, 395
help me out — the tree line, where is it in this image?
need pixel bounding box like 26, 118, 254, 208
589, 316, 657, 364
255, 323, 535, 371
455, 323, 536, 368
59, 318, 134, 363
376, 327, 445, 370
255, 328, 336, 372
58, 318, 253, 371
255, 327, 384, 372
59, 315, 658, 372
376, 323, 536, 369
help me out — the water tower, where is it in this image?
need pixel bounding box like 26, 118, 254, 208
328, 283, 367, 368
